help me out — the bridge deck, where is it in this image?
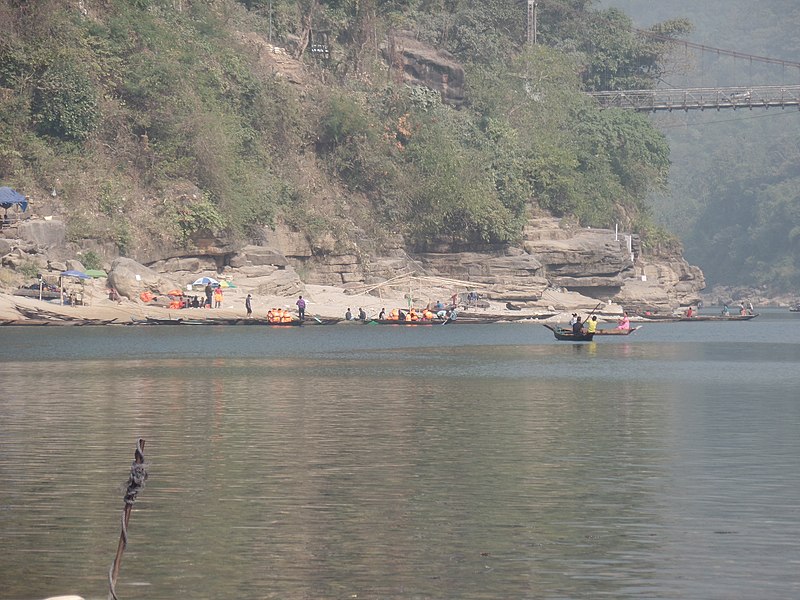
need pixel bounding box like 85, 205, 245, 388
588, 85, 800, 112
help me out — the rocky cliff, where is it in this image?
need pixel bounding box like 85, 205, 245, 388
1, 211, 704, 313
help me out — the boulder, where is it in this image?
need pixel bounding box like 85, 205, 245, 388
0, 238, 12, 257
65, 259, 86, 272
107, 257, 180, 300
17, 219, 66, 248
253, 268, 305, 297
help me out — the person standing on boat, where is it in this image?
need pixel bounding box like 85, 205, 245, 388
296, 295, 306, 321
569, 313, 578, 327
617, 312, 630, 330
245, 294, 252, 318
586, 315, 598, 334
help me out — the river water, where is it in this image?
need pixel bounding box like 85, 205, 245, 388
1, 311, 799, 599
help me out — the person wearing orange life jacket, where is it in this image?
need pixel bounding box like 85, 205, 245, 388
281, 309, 293, 322
409, 308, 419, 321
389, 308, 399, 320
422, 309, 435, 320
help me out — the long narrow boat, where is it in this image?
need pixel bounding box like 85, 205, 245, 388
638, 314, 758, 322
542, 324, 595, 341
593, 326, 641, 335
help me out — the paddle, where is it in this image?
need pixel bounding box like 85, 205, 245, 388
577, 301, 603, 335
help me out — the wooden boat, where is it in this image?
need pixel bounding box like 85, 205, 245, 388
542, 324, 595, 341
639, 313, 758, 322
364, 317, 504, 325
593, 326, 641, 335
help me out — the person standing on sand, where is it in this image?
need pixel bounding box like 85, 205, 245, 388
213, 286, 223, 308
296, 295, 306, 321
245, 294, 252, 318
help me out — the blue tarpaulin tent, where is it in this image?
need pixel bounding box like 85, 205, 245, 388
0, 187, 28, 211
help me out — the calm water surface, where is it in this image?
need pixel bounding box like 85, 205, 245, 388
1, 311, 799, 599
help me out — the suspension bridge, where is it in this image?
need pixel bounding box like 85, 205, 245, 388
528, 1, 800, 113
588, 85, 800, 112
585, 33, 800, 112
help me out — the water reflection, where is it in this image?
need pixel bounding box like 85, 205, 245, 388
2, 320, 800, 599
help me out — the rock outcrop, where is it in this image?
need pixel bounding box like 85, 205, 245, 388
382, 32, 466, 107
107, 257, 179, 300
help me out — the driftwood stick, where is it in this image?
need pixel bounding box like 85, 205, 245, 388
108, 438, 147, 600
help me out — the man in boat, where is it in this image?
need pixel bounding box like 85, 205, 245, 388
721, 304, 730, 316
358, 307, 367, 321
345, 308, 353, 321
586, 315, 598, 334
572, 316, 584, 335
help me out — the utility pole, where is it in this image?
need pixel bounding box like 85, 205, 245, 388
527, 0, 538, 45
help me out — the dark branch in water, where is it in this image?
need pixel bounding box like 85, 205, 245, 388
108, 438, 147, 600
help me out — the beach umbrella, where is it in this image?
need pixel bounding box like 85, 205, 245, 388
84, 269, 108, 278
59, 270, 91, 305
219, 280, 236, 288
61, 269, 91, 279
191, 276, 219, 286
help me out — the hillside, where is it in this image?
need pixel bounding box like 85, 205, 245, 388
1, 0, 707, 310
601, 0, 800, 293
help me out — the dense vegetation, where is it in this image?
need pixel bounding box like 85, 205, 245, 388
0, 0, 686, 259
602, 0, 800, 291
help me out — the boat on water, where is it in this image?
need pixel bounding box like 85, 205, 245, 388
593, 326, 641, 335
128, 316, 339, 326
638, 313, 758, 322
364, 317, 502, 325
542, 324, 595, 341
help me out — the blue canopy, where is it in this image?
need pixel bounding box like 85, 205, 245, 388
61, 270, 91, 279
0, 187, 28, 211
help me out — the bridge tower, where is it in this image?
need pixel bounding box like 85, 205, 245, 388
527, 0, 538, 45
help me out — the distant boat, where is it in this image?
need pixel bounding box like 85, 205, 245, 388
638, 314, 758, 322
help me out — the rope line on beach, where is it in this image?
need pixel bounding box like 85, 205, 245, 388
108, 438, 147, 600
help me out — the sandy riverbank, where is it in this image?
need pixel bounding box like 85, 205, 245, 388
0, 277, 621, 324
